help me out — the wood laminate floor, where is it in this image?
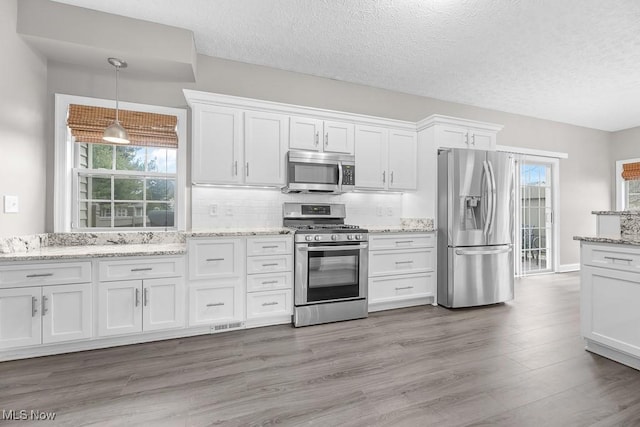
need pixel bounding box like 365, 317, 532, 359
2, 272, 640, 426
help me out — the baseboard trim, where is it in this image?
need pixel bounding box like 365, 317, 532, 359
558, 263, 580, 272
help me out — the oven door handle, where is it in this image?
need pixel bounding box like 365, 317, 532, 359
299, 244, 368, 252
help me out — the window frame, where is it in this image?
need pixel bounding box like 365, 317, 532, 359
615, 158, 640, 211
54, 93, 187, 232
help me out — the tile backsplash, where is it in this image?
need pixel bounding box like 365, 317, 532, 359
192, 187, 404, 230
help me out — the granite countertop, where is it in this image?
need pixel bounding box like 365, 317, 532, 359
186, 228, 294, 237
573, 236, 640, 246
366, 226, 436, 233
592, 211, 640, 216
0, 243, 187, 262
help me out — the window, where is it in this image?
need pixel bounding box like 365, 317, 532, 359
616, 158, 640, 211
54, 94, 187, 232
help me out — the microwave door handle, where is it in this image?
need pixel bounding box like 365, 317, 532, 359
337, 161, 344, 193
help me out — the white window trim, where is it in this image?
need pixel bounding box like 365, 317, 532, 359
615, 158, 640, 211
54, 93, 187, 232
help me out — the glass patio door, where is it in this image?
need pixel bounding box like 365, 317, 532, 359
516, 159, 555, 275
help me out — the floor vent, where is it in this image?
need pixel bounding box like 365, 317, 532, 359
210, 322, 245, 333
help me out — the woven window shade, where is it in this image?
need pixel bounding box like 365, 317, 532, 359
622, 162, 640, 181
67, 104, 178, 148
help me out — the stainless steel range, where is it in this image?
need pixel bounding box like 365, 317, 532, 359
283, 203, 368, 327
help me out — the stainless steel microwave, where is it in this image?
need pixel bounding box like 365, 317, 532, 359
282, 151, 355, 194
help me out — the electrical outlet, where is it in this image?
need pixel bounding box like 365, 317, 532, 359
3, 195, 18, 214
225, 208, 234, 216
376, 206, 384, 216
209, 204, 218, 217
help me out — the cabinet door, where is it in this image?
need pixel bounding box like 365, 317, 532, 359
244, 112, 289, 186
0, 287, 41, 349
388, 130, 417, 190
469, 129, 496, 150
354, 125, 387, 190
188, 280, 243, 326
142, 278, 185, 332
323, 120, 354, 154
290, 116, 323, 151
98, 280, 142, 337
42, 284, 92, 344
582, 266, 640, 358
434, 124, 469, 149
192, 105, 242, 184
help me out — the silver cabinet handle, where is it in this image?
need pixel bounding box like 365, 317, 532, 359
234, 160, 238, 176
246, 162, 249, 177
143, 288, 149, 307
32, 297, 38, 317
465, 132, 470, 145
26, 273, 53, 278
315, 131, 319, 146
262, 280, 279, 285
395, 240, 414, 244
390, 171, 394, 184
206, 258, 224, 262
324, 132, 328, 146
135, 288, 140, 307
262, 245, 279, 249
395, 286, 414, 290
603, 256, 633, 262
382, 171, 386, 184
471, 134, 476, 145
395, 260, 414, 265
262, 263, 279, 267
131, 267, 152, 272
42, 296, 48, 315
262, 302, 278, 307
206, 302, 224, 307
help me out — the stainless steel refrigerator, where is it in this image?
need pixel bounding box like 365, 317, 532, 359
437, 148, 515, 308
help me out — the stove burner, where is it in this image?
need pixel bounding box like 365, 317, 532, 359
292, 224, 362, 231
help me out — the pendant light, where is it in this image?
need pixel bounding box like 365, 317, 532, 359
103, 57, 130, 144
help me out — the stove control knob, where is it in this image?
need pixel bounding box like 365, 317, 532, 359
331, 234, 338, 241
355, 234, 362, 240
305, 235, 313, 241
347, 235, 354, 240
314, 235, 322, 241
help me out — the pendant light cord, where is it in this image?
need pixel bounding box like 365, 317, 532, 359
115, 65, 120, 122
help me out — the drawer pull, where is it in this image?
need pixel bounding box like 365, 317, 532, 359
131, 268, 153, 272
262, 263, 279, 267
395, 260, 414, 265
262, 245, 279, 249
262, 280, 279, 285
206, 258, 224, 262
396, 240, 414, 244
262, 302, 279, 307
603, 256, 633, 263
42, 296, 48, 315
395, 286, 414, 291
206, 302, 225, 307
32, 297, 38, 317
26, 273, 53, 278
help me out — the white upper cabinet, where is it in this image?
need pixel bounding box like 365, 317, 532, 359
290, 116, 354, 154
192, 104, 243, 184
244, 111, 289, 186
419, 115, 502, 151
355, 125, 417, 191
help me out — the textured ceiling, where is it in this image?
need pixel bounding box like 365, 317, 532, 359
53, 0, 640, 131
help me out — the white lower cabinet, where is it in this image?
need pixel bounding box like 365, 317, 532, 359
189, 280, 243, 327
98, 278, 185, 337
368, 232, 436, 312
0, 283, 92, 350
246, 289, 292, 320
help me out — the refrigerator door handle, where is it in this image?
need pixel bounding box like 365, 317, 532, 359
487, 160, 497, 236
455, 246, 512, 256
482, 161, 492, 236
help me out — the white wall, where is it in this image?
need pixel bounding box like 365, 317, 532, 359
44, 55, 613, 266
0, 0, 48, 237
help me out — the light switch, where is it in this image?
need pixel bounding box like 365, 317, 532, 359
4, 195, 19, 213
209, 204, 218, 217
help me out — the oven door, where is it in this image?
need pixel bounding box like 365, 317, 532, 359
295, 242, 369, 306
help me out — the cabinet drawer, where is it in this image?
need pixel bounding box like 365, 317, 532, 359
0, 262, 91, 288
369, 273, 434, 302
247, 255, 292, 275
188, 280, 243, 327
246, 236, 292, 256
188, 239, 243, 280
582, 244, 640, 273
369, 233, 434, 250
246, 289, 292, 319
98, 257, 184, 282
369, 248, 434, 276
247, 272, 292, 292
